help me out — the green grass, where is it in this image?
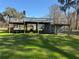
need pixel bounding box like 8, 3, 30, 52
0, 33, 79, 59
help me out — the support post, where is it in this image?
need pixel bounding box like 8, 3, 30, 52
8, 17, 10, 34
49, 23, 52, 33
9, 23, 10, 34
38, 23, 39, 34
24, 22, 26, 34
36, 23, 38, 33
68, 25, 70, 36
64, 26, 66, 34
26, 23, 27, 32
36, 23, 39, 34
8, 15, 10, 34
55, 25, 57, 35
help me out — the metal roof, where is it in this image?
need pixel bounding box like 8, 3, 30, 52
9, 17, 68, 24
10, 17, 53, 23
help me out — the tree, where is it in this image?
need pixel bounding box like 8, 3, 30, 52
15, 12, 25, 19
0, 13, 8, 28
3, 7, 25, 20
49, 5, 67, 24
58, 0, 79, 30
69, 12, 77, 30
49, 5, 59, 24
3, 7, 17, 17
0, 13, 5, 22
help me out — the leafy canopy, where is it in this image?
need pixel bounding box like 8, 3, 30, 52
3, 7, 25, 19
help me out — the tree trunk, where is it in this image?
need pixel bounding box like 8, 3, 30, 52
75, 15, 79, 30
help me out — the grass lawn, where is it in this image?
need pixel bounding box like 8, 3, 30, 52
0, 33, 79, 59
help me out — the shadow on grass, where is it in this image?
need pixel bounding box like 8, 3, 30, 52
0, 34, 79, 59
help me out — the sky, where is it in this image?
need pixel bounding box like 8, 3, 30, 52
0, 0, 59, 17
